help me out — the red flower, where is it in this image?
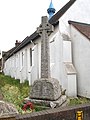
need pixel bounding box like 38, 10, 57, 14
22, 101, 34, 111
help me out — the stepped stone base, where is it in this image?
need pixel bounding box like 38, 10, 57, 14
30, 78, 62, 101
25, 95, 68, 108
29, 78, 68, 107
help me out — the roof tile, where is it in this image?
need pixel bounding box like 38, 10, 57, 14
69, 21, 90, 40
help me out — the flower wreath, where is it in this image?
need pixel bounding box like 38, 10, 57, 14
22, 101, 34, 111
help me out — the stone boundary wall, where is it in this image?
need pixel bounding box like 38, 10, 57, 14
0, 104, 90, 120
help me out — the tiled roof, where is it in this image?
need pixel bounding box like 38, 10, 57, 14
7, 0, 76, 59
68, 21, 90, 40
2, 46, 17, 60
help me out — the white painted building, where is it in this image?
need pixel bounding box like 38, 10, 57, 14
3, 0, 90, 98
69, 21, 90, 98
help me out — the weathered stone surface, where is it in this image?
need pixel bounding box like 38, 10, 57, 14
30, 78, 62, 101
0, 101, 18, 117
37, 16, 54, 78
26, 95, 67, 108
0, 91, 4, 100
50, 95, 67, 107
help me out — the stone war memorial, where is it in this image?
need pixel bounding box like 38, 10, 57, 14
29, 16, 67, 108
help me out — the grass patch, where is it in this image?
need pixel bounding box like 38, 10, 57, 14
69, 97, 90, 106
0, 74, 30, 114
34, 105, 50, 112
0, 74, 48, 114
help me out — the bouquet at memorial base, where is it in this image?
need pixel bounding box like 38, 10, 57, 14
21, 100, 34, 112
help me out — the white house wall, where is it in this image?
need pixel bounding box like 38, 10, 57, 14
63, 41, 72, 62
62, 33, 77, 97
67, 74, 77, 97
4, 37, 42, 85
50, 28, 77, 97
50, 31, 61, 81
15, 52, 20, 79
70, 25, 90, 98
49, 25, 64, 86
59, 0, 90, 34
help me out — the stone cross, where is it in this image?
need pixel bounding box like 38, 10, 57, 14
30, 16, 66, 104
37, 16, 54, 78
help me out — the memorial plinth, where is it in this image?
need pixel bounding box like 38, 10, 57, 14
30, 78, 62, 101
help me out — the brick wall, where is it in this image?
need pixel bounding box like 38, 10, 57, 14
1, 104, 90, 120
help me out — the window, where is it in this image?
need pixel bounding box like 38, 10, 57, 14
30, 48, 32, 66
22, 52, 24, 67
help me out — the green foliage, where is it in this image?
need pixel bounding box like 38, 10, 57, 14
34, 105, 49, 112
69, 97, 90, 106
0, 74, 48, 114
0, 74, 20, 88
0, 74, 29, 114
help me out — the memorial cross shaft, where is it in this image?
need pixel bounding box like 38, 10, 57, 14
37, 16, 54, 78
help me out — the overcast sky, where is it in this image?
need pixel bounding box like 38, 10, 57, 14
0, 0, 69, 51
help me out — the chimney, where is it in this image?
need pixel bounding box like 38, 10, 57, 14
15, 40, 21, 47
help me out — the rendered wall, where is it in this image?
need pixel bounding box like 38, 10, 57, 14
70, 25, 90, 98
